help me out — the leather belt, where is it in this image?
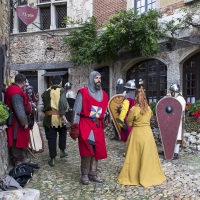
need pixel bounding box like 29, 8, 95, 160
80, 115, 102, 128
45, 110, 59, 116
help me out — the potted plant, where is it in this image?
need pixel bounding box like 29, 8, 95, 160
0, 101, 9, 125
188, 100, 200, 117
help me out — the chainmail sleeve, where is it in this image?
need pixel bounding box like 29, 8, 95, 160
12, 94, 28, 126
72, 91, 82, 124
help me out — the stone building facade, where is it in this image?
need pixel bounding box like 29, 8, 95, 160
0, 0, 10, 179
9, 0, 200, 121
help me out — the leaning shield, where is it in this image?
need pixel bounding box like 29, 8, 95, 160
156, 97, 182, 160
108, 94, 124, 139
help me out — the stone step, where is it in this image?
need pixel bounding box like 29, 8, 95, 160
0, 188, 40, 200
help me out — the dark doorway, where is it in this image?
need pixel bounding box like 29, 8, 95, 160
20, 71, 38, 93
96, 67, 110, 97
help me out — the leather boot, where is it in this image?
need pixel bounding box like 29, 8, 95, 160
60, 150, 68, 158
88, 156, 104, 183
173, 153, 179, 160
48, 158, 55, 167
80, 156, 91, 185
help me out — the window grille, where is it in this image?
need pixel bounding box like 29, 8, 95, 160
40, 7, 51, 30
183, 53, 200, 103
135, 0, 156, 14
18, 0, 27, 6
39, 0, 50, 3
18, 18, 27, 32
55, 5, 67, 28
127, 59, 167, 103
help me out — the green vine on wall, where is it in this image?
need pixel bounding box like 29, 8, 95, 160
63, 9, 179, 66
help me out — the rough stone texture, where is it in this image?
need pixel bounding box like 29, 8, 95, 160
67, 0, 93, 23
0, 0, 10, 182
0, 0, 9, 45
159, 0, 184, 15
152, 126, 200, 153
0, 188, 40, 200
9, 31, 71, 66
0, 125, 9, 179
24, 124, 200, 199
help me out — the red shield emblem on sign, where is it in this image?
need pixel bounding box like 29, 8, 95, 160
17, 6, 38, 25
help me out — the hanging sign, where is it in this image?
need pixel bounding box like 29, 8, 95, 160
17, 6, 38, 25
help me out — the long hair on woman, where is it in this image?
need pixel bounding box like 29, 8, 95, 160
135, 87, 149, 115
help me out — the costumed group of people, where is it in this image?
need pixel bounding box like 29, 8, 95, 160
4, 70, 186, 188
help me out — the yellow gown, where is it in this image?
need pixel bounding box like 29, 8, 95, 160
117, 106, 166, 188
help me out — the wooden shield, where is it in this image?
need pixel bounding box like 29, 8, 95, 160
29, 122, 44, 153
156, 97, 182, 160
108, 94, 124, 139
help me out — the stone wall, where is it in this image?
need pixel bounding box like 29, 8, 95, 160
0, 125, 9, 179
9, 30, 71, 65
153, 128, 200, 153
151, 116, 200, 152
0, 0, 10, 45
0, 0, 10, 179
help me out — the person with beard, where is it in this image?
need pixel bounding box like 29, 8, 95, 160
5, 73, 32, 165
69, 71, 108, 185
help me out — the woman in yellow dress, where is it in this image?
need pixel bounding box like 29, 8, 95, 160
117, 88, 166, 188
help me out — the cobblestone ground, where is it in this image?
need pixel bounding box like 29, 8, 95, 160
25, 125, 200, 200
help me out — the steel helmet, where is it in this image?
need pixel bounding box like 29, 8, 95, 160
25, 79, 29, 86
169, 83, 180, 93
65, 82, 72, 89
116, 78, 124, 85
124, 80, 136, 90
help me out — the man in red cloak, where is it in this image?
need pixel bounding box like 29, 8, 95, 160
5, 73, 32, 165
70, 71, 108, 185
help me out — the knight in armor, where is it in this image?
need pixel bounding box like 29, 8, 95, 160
42, 75, 69, 166
110, 78, 125, 140
168, 83, 186, 160
65, 82, 76, 99
25, 79, 38, 104
69, 71, 108, 185
24, 79, 38, 128
117, 79, 136, 142
65, 82, 76, 123
116, 78, 125, 94
5, 74, 32, 166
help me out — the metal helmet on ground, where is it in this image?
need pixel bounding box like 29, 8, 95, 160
169, 83, 180, 93
65, 82, 72, 89
124, 80, 136, 90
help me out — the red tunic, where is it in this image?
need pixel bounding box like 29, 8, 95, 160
5, 84, 31, 148
78, 87, 108, 160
